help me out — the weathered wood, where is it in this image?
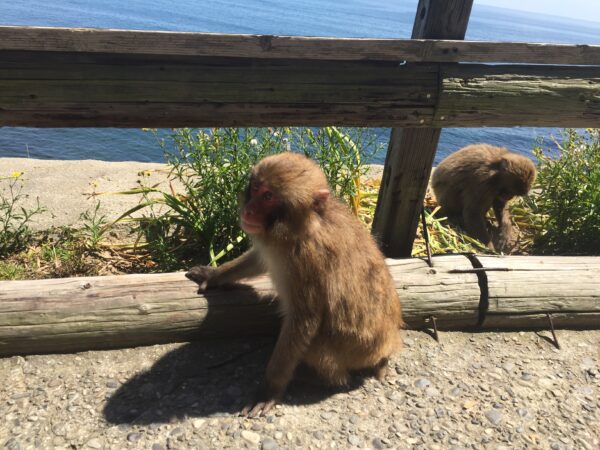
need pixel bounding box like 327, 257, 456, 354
0, 51, 439, 127
435, 64, 600, 127
0, 255, 480, 356
372, 129, 441, 256
372, 0, 473, 257
477, 256, 600, 328
1, 255, 598, 357
1, 51, 597, 127
1, 26, 599, 65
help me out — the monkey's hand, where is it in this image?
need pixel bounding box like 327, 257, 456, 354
185, 265, 216, 293
241, 383, 282, 418
492, 225, 517, 254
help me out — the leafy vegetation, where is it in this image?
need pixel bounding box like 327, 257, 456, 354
0, 172, 45, 257
2, 128, 597, 280
526, 128, 599, 254
114, 127, 380, 270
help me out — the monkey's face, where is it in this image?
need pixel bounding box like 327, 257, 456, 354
241, 178, 282, 235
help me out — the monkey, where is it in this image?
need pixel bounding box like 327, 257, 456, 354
431, 143, 536, 252
186, 152, 403, 417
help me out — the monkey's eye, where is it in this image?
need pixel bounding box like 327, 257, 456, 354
262, 191, 273, 202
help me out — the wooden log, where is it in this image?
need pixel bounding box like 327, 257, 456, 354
476, 256, 600, 328
372, 0, 473, 258
1, 26, 598, 65
1, 255, 598, 357
0, 255, 479, 356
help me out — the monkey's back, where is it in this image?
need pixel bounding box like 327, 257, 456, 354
432, 144, 509, 213
287, 199, 403, 370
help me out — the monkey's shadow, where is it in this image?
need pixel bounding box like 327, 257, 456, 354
103, 286, 361, 425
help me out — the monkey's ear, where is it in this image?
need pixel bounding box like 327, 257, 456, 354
498, 157, 511, 172
312, 189, 330, 213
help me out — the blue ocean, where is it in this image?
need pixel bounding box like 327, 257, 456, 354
1, 0, 599, 163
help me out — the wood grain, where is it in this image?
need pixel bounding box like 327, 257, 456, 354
1, 26, 598, 65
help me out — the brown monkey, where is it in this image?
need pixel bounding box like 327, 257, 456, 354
431, 143, 536, 252
186, 152, 403, 417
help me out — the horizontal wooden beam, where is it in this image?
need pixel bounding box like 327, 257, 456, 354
1, 26, 599, 65
0, 255, 598, 356
1, 51, 598, 128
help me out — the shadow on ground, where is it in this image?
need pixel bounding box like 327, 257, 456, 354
103, 338, 361, 424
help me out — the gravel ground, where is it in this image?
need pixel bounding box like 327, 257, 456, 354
1, 329, 598, 450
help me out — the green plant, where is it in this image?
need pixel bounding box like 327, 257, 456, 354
0, 172, 45, 257
115, 128, 288, 269
295, 127, 380, 216
527, 128, 600, 254
79, 200, 109, 248
0, 261, 25, 280
113, 127, 378, 270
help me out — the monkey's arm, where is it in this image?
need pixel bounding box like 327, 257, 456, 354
462, 201, 492, 246
492, 198, 512, 233
492, 198, 515, 252
185, 249, 266, 290
243, 311, 321, 417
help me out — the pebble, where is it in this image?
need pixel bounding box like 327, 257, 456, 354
152, 444, 166, 450
262, 437, 279, 450
241, 430, 261, 445
502, 362, 515, 372
86, 438, 102, 449
127, 432, 141, 442
192, 419, 205, 429
485, 409, 503, 426
372, 437, 385, 449
4, 438, 20, 450
348, 434, 361, 446
415, 378, 431, 389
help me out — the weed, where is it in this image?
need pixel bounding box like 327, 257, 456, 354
527, 128, 600, 254
0, 172, 45, 256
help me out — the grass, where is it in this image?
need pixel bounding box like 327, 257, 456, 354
1, 128, 597, 280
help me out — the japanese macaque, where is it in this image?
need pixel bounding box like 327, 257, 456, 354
186, 152, 403, 417
431, 144, 536, 252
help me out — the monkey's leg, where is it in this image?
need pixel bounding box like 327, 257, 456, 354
463, 204, 492, 247
371, 357, 389, 381
242, 313, 320, 418
186, 249, 266, 290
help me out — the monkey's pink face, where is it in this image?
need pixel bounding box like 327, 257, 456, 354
241, 180, 281, 235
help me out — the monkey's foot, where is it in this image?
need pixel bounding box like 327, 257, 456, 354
240, 384, 282, 418
241, 398, 278, 418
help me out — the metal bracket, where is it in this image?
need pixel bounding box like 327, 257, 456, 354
546, 313, 561, 350
424, 315, 440, 343
420, 209, 433, 268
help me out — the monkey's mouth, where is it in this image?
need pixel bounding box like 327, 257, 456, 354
241, 219, 263, 235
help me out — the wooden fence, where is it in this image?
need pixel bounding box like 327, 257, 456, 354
1, 0, 599, 255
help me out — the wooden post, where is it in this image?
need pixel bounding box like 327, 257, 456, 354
372, 0, 474, 257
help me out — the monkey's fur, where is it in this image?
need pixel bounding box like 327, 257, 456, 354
432, 144, 536, 252
187, 152, 403, 416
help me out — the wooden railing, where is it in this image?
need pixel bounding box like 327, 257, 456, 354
1, 0, 598, 256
